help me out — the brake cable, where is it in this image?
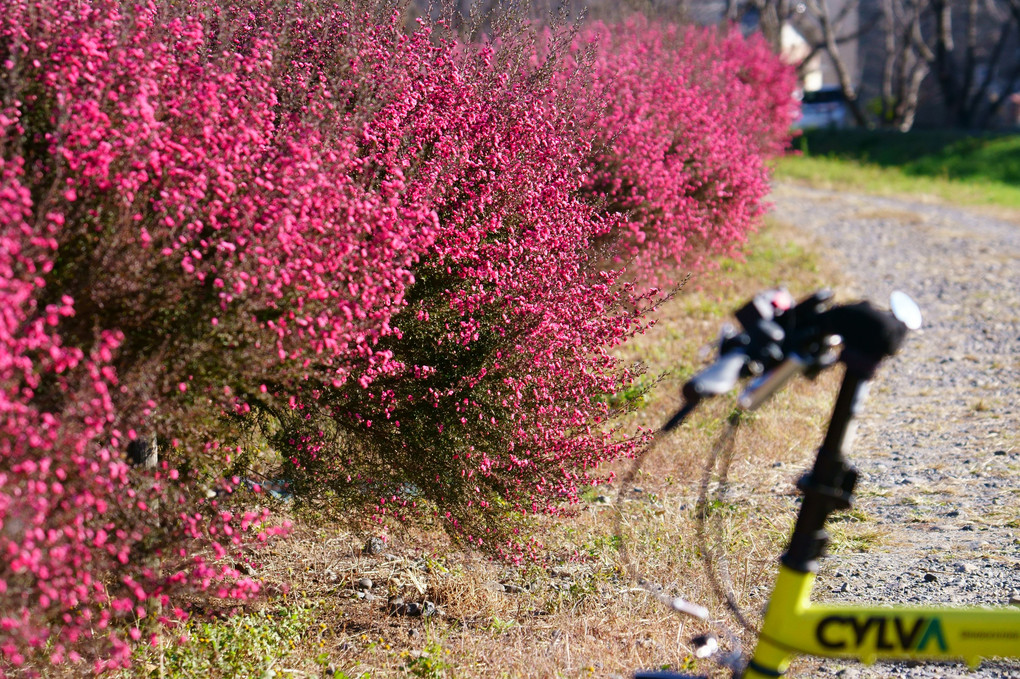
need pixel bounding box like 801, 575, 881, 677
694, 414, 756, 636
612, 405, 753, 672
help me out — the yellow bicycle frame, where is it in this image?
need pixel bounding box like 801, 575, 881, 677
744, 565, 1020, 678
646, 296, 1020, 679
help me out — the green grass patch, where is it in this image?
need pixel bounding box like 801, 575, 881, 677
129, 605, 324, 679
674, 218, 827, 320
776, 130, 1020, 209
716, 224, 820, 282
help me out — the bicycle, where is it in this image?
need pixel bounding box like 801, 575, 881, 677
626, 288, 1020, 678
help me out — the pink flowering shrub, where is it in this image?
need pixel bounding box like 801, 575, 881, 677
710, 29, 801, 158
225, 10, 661, 558
566, 17, 798, 276
1, 0, 304, 672
0, 156, 274, 673
1, 0, 795, 670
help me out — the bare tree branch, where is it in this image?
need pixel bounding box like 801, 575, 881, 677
961, 0, 978, 109
923, 0, 1020, 127
804, 0, 871, 126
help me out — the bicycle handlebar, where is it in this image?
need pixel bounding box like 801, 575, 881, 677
642, 288, 921, 679
737, 353, 809, 411
817, 300, 909, 363
675, 289, 918, 416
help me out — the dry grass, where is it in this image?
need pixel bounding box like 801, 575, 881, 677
133, 219, 848, 679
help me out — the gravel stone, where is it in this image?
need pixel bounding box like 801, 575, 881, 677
399, 600, 436, 617
363, 537, 386, 555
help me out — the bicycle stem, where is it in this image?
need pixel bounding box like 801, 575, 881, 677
782, 352, 880, 574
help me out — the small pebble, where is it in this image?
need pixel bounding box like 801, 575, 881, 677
363, 537, 385, 555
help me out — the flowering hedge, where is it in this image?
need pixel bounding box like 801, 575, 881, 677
0, 0, 794, 672
569, 17, 798, 276
0, 152, 274, 671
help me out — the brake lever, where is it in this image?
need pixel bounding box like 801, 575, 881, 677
737, 334, 842, 411
737, 354, 806, 411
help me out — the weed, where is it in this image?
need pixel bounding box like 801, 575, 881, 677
130, 606, 319, 679
404, 641, 452, 679
484, 617, 518, 636
827, 524, 886, 554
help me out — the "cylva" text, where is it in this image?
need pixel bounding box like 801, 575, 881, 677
816, 615, 947, 652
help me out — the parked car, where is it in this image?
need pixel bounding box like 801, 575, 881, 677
793, 86, 850, 129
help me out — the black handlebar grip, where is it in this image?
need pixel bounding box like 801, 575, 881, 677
819, 301, 907, 360
683, 352, 748, 401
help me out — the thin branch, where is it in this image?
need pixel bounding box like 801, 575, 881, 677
805, 0, 872, 126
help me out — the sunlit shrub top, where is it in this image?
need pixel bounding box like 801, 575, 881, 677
567, 17, 797, 276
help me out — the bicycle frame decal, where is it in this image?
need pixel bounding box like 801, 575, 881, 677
815, 613, 946, 653
744, 565, 1020, 678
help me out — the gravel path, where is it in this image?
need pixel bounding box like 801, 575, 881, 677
768, 183, 1020, 678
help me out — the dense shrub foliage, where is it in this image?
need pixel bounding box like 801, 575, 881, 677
0, 0, 794, 671
569, 17, 799, 276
